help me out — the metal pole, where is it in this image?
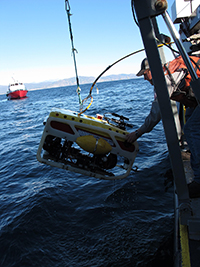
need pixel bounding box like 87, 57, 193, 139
162, 11, 198, 81
162, 10, 200, 104
152, 17, 182, 141
132, 0, 191, 224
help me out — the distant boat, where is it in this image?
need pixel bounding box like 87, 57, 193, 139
6, 78, 28, 100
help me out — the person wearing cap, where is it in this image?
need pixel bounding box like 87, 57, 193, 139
126, 58, 161, 143
126, 58, 200, 198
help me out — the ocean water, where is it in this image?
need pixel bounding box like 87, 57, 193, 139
0, 79, 174, 267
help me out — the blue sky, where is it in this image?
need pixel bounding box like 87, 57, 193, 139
0, 0, 176, 86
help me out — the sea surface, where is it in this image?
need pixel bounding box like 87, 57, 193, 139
0, 78, 174, 267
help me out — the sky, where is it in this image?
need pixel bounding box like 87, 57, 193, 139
0, 0, 177, 86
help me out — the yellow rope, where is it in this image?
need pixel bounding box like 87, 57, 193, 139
179, 223, 191, 267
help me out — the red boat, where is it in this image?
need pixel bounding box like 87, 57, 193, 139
6, 80, 28, 100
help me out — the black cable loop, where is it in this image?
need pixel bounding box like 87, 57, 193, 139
131, 0, 139, 27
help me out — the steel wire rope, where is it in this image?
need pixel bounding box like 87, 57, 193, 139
65, 0, 83, 110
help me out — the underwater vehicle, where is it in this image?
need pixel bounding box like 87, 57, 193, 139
37, 0, 139, 180
37, 109, 138, 180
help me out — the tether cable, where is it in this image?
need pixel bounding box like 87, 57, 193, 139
78, 48, 145, 115
78, 42, 174, 116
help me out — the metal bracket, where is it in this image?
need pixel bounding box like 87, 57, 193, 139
133, 0, 168, 20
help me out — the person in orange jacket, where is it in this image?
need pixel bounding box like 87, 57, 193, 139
126, 58, 200, 198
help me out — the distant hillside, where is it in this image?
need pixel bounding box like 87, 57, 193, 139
0, 74, 137, 94
26, 74, 137, 90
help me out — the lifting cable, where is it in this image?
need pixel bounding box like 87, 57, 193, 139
65, 0, 83, 111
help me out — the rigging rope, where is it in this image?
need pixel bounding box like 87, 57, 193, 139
65, 0, 83, 110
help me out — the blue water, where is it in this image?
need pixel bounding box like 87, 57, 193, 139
0, 79, 174, 267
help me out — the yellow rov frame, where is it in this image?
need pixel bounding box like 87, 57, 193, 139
37, 108, 139, 180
